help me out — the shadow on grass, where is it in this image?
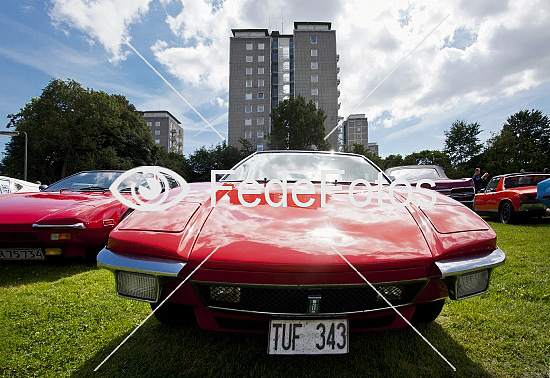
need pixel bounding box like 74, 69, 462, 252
74, 319, 491, 378
483, 216, 550, 227
0, 259, 98, 288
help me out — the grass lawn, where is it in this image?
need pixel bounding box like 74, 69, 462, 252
1, 219, 549, 377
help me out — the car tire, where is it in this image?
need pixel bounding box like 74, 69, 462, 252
499, 201, 514, 224
150, 302, 197, 326
412, 299, 445, 324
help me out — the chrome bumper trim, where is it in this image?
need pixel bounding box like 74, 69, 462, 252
435, 247, 505, 278
97, 248, 186, 277
32, 222, 85, 229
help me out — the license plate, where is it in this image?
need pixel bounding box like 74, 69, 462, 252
268, 319, 348, 355
0, 248, 45, 260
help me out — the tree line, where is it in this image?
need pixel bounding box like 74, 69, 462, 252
1, 78, 548, 184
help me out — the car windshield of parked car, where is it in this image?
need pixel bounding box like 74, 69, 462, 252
390, 168, 441, 181
222, 153, 385, 183
504, 174, 550, 189
45, 171, 124, 191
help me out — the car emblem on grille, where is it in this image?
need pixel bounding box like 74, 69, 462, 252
308, 295, 321, 314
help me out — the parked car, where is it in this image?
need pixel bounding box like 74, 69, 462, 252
474, 173, 550, 223
0, 176, 40, 194
0, 171, 132, 260
384, 165, 475, 208
98, 151, 504, 354
537, 178, 550, 208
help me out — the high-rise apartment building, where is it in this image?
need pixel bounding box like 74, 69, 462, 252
342, 114, 379, 156
228, 22, 340, 151
140, 111, 184, 154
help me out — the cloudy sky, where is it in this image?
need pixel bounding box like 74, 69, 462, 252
1, 0, 549, 159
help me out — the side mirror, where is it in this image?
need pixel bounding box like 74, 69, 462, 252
39, 184, 48, 191
215, 174, 224, 182
479, 188, 485, 193
389, 175, 396, 182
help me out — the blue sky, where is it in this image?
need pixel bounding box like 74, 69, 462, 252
1, 0, 549, 160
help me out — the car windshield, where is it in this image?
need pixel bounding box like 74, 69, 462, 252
221, 152, 386, 183
504, 174, 550, 189
389, 168, 441, 180
45, 171, 124, 192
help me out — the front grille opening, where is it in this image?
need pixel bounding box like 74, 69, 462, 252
194, 282, 425, 315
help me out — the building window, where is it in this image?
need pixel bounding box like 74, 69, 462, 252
257, 117, 264, 125
258, 55, 265, 62
283, 73, 290, 82
311, 62, 318, 69
245, 93, 252, 100
311, 88, 319, 95
283, 84, 290, 94
146, 121, 152, 127
258, 67, 264, 74
154, 139, 161, 144
258, 92, 264, 99
311, 49, 318, 56
245, 131, 252, 138
245, 106, 252, 113
246, 55, 253, 62
314, 101, 319, 109
311, 74, 318, 82
257, 131, 264, 138
154, 130, 161, 135
246, 43, 253, 50
246, 80, 252, 87
257, 105, 264, 112
155, 121, 161, 127
310, 36, 317, 44
258, 43, 265, 50
357, 127, 361, 132
257, 144, 264, 151
245, 118, 252, 126
283, 61, 290, 70
258, 79, 264, 87
246, 67, 252, 75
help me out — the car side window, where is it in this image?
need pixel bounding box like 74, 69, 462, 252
485, 178, 499, 193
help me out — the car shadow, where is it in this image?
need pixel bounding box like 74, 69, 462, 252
0, 259, 98, 288
73, 320, 491, 378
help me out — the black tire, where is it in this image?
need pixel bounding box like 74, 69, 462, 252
150, 302, 197, 326
412, 299, 445, 324
499, 201, 515, 224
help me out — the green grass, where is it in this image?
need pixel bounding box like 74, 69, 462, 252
1, 219, 549, 377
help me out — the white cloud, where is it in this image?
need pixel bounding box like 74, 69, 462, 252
49, 0, 152, 62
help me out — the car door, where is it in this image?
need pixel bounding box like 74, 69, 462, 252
475, 177, 499, 212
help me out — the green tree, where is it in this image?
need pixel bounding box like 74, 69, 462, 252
380, 154, 404, 170
444, 120, 483, 167
188, 141, 247, 182
403, 150, 453, 174
1, 78, 158, 183
269, 95, 330, 150
483, 109, 550, 174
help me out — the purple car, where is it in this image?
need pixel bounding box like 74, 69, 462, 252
385, 165, 475, 208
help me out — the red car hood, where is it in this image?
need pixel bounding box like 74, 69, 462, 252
109, 183, 495, 275
0, 191, 117, 225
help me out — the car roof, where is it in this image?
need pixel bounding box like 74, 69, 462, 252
492, 172, 550, 179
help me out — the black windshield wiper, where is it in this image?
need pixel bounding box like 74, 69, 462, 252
78, 186, 109, 191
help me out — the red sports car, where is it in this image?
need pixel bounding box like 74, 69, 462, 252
0, 171, 131, 260
385, 165, 475, 208
98, 151, 504, 354
474, 172, 550, 223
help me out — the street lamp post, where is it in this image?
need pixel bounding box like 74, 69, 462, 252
0, 130, 28, 181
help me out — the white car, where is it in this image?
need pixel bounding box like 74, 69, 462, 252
0, 176, 40, 194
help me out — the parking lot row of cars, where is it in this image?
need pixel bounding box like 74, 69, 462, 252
0, 151, 547, 354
